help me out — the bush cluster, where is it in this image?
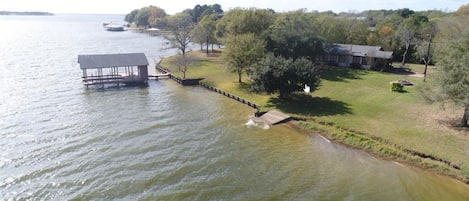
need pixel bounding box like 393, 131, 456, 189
391, 82, 404, 92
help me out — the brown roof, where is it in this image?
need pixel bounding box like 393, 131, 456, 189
78, 53, 149, 69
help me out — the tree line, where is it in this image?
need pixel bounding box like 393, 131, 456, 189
125, 5, 458, 65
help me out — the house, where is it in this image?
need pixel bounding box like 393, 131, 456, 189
320, 43, 393, 70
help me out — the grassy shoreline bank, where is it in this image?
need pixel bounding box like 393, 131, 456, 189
160, 50, 469, 183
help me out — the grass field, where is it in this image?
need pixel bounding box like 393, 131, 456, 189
160, 50, 469, 181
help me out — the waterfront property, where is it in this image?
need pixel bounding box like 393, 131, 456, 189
320, 43, 393, 70
78, 53, 149, 87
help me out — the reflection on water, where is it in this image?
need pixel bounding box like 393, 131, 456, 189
1, 14, 469, 200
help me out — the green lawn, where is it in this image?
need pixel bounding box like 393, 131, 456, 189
160, 50, 469, 180
313, 67, 467, 166
160, 51, 272, 107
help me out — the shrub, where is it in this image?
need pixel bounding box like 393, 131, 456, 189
391, 82, 404, 92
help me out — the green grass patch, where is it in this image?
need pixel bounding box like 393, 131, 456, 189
160, 51, 273, 109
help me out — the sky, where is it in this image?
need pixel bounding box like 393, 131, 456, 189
0, 0, 466, 14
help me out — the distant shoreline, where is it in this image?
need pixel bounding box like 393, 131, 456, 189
0, 11, 54, 16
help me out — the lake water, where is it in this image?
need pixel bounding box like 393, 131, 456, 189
1, 14, 469, 200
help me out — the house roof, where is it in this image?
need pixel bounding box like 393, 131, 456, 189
325, 44, 393, 59
78, 53, 149, 69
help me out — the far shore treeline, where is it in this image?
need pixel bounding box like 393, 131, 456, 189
0, 11, 54, 16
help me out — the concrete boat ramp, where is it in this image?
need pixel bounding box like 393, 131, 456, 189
254, 110, 291, 125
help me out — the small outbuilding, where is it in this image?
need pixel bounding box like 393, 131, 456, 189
78, 53, 149, 87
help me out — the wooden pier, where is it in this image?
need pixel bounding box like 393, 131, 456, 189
257, 110, 291, 125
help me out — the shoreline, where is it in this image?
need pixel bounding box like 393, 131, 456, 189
291, 119, 467, 184
157, 53, 469, 185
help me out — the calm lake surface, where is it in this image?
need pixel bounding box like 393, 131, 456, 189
1, 14, 469, 200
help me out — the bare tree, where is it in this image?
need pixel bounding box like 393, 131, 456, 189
419, 22, 438, 82
170, 54, 197, 79
396, 14, 428, 66
166, 13, 194, 56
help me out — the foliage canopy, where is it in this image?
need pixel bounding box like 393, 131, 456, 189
251, 55, 321, 98
222, 33, 265, 83
435, 29, 469, 126
266, 10, 324, 60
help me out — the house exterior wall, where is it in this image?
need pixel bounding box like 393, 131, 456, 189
323, 54, 371, 69
320, 54, 377, 69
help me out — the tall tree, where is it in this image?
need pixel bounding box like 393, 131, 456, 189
190, 14, 218, 54
396, 8, 415, 18
435, 30, 469, 127
166, 13, 194, 56
148, 6, 167, 29
267, 10, 324, 60
216, 8, 276, 38
191, 4, 209, 22
315, 14, 348, 44
186, 4, 224, 23
455, 3, 469, 16
251, 54, 321, 98
416, 21, 438, 81
222, 33, 265, 83
135, 7, 152, 27
378, 25, 396, 50
396, 14, 428, 66
125, 9, 139, 24
344, 18, 370, 45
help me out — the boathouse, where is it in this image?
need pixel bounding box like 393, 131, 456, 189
78, 53, 149, 87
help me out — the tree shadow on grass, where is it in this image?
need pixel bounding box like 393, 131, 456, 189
319, 66, 369, 82
237, 82, 251, 91
388, 67, 417, 76
266, 93, 353, 117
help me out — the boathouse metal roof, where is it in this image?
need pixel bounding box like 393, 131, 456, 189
78, 53, 149, 69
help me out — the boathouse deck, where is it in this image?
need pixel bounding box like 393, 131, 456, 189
78, 53, 149, 87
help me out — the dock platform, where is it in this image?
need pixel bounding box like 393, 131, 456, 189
258, 110, 291, 125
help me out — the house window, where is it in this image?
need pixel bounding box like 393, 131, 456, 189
361, 57, 368, 65
352, 56, 361, 63
339, 55, 346, 63
318, 55, 325, 61
330, 55, 338, 62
